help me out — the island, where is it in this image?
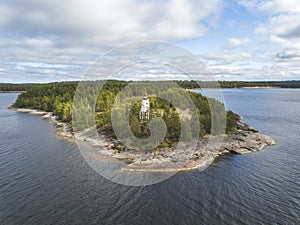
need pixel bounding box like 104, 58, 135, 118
8, 80, 275, 172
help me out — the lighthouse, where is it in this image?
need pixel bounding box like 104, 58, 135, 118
139, 95, 150, 120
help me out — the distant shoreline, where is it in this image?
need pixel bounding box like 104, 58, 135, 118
190, 86, 283, 90
1, 79, 300, 94
10, 107, 276, 173
0, 91, 26, 93
239, 86, 280, 89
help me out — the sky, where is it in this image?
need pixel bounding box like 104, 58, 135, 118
1, 0, 300, 83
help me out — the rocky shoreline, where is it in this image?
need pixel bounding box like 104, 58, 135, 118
12, 108, 275, 172
11, 108, 74, 139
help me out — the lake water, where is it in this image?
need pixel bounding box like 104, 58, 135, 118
0, 89, 299, 224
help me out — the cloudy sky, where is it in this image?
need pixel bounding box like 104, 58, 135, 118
1, 0, 300, 83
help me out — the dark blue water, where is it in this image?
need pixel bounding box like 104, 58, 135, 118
0, 90, 299, 225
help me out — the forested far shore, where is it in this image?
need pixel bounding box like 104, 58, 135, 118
1, 80, 300, 92
177, 80, 300, 89
0, 82, 79, 92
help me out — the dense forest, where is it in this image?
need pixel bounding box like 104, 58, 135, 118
2, 80, 300, 92
8, 79, 300, 148
176, 80, 300, 89
0, 83, 41, 92
12, 80, 237, 148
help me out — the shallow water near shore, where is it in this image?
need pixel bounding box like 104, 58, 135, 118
0, 89, 300, 224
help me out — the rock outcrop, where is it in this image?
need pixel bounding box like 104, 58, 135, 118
221, 121, 275, 154
14, 108, 275, 172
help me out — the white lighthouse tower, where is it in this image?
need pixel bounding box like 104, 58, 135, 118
139, 94, 150, 120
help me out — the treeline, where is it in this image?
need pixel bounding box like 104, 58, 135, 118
175, 80, 300, 89
0, 83, 42, 92
2, 80, 300, 92
13, 81, 125, 122
13, 80, 237, 148
218, 80, 300, 88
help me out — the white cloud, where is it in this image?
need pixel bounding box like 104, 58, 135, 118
204, 52, 252, 61
236, 0, 257, 11
26, 38, 54, 48
0, 5, 12, 26
199, 48, 300, 81
255, 14, 300, 40
257, 0, 300, 14
0, 0, 222, 44
1, 0, 299, 82
239, 0, 300, 49
0, 0, 225, 82
228, 37, 251, 48
233, 0, 300, 80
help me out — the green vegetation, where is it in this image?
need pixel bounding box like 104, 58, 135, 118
12, 80, 237, 149
218, 80, 300, 88
7, 79, 300, 149
175, 80, 300, 89
14, 82, 78, 122
2, 80, 300, 93
0, 83, 42, 92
